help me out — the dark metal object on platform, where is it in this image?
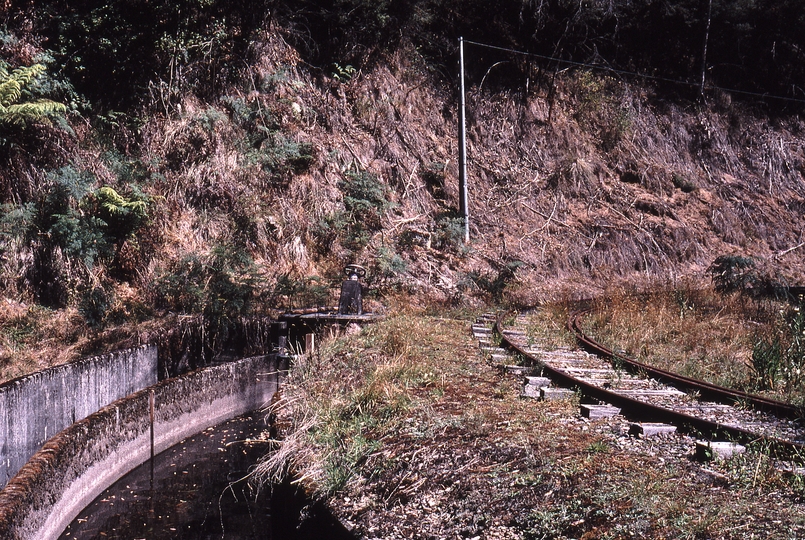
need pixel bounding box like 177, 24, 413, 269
338, 264, 366, 315
270, 321, 290, 370
279, 264, 381, 352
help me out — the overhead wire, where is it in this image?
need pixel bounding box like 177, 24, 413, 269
462, 38, 805, 105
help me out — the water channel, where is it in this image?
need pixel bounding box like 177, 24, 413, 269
59, 412, 355, 540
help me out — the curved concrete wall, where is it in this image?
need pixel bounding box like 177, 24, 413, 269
0, 354, 279, 540
0, 345, 158, 486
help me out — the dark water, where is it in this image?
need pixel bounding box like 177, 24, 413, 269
60, 413, 354, 540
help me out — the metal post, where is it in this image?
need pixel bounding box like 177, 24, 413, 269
458, 37, 470, 243
699, 0, 712, 100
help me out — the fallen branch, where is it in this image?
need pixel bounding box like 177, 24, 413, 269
775, 241, 805, 259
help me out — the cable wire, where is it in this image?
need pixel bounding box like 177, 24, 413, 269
462, 38, 805, 105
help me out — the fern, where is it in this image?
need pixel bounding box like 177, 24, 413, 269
93, 186, 150, 244
0, 63, 66, 126
96, 186, 148, 217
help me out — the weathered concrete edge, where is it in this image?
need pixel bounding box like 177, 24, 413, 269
0, 344, 158, 486
0, 354, 279, 540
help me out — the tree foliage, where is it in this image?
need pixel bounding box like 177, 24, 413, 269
5, 166, 151, 306
15, 0, 270, 109
0, 63, 66, 126
274, 0, 805, 106
4, 0, 802, 110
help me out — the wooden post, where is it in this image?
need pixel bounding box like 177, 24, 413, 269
149, 389, 155, 461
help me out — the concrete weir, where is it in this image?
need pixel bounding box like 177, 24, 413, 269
0, 354, 279, 540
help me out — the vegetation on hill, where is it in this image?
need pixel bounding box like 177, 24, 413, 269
1, 3, 805, 537
0, 1, 803, 376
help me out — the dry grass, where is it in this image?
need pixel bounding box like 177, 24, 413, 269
252, 307, 467, 496
0, 296, 163, 384
255, 306, 805, 539
576, 284, 798, 399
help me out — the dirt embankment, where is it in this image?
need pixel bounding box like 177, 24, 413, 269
230, 33, 805, 303
2, 24, 804, 380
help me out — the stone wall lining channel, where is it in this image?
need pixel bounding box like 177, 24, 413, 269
0, 345, 158, 486
0, 354, 279, 540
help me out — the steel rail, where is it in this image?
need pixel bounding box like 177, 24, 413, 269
567, 309, 803, 420
494, 313, 805, 459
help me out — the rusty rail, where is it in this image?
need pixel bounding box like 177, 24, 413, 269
494, 312, 805, 458
567, 309, 803, 420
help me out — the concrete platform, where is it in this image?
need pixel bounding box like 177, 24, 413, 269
280, 312, 382, 324
619, 389, 686, 397
505, 365, 534, 376
502, 330, 526, 337
522, 384, 541, 399
540, 387, 575, 401
525, 376, 552, 388
521, 376, 550, 398
560, 368, 617, 375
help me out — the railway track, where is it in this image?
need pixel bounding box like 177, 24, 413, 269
474, 310, 805, 460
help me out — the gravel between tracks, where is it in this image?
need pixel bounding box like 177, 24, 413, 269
320, 313, 805, 539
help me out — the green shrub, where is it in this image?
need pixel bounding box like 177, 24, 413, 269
222, 94, 315, 185
154, 253, 207, 313
92, 185, 150, 245
30, 168, 150, 264
102, 149, 156, 185
331, 63, 356, 84
781, 307, 805, 391
273, 273, 333, 309
340, 170, 391, 215
433, 214, 465, 251
672, 174, 697, 193
374, 245, 407, 279
751, 337, 781, 391
708, 255, 757, 294
254, 132, 315, 179
78, 285, 115, 329
467, 260, 524, 303
752, 306, 805, 392
222, 95, 277, 132
154, 245, 262, 347
196, 107, 226, 132
318, 170, 392, 251
313, 211, 348, 253
49, 213, 108, 269
708, 255, 787, 299
0, 63, 66, 127
420, 161, 447, 198
571, 71, 631, 151
25, 167, 108, 303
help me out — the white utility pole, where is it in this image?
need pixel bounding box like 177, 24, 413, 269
458, 37, 470, 243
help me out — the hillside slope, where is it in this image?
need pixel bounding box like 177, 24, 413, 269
0, 9, 803, 377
